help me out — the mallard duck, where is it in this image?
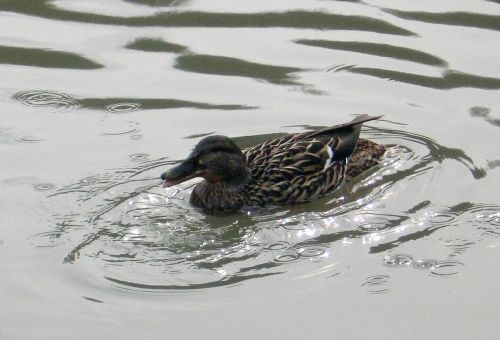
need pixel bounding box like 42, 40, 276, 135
161, 115, 386, 215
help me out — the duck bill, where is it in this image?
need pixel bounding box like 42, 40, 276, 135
160, 159, 200, 188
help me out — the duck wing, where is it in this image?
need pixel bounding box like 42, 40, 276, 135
243, 115, 381, 204
244, 114, 381, 174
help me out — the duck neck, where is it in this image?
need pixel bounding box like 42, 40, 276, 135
190, 181, 246, 215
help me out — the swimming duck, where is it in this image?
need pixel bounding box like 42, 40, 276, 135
161, 115, 386, 215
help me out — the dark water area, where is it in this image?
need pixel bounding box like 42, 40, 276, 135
1, 1, 499, 339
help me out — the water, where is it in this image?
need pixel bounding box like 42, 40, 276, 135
1, 1, 499, 339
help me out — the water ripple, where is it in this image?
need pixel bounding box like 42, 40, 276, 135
274, 252, 300, 263
12, 90, 80, 111
33, 183, 55, 192
426, 212, 459, 227
297, 246, 327, 258
470, 205, 500, 237
101, 121, 139, 136
105, 103, 141, 113
15, 135, 44, 143
430, 261, 464, 277
264, 241, 290, 251
129, 153, 150, 162
33, 127, 492, 291
362, 274, 391, 294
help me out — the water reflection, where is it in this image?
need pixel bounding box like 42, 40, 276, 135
0, 2, 414, 34
32, 126, 499, 291
469, 106, 500, 128
125, 38, 187, 53
384, 9, 500, 32
0, 45, 103, 69
12, 90, 254, 111
346, 67, 500, 90
295, 39, 447, 67
175, 54, 302, 86
123, 0, 190, 7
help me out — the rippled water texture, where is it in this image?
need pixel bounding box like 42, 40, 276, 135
1, 0, 499, 339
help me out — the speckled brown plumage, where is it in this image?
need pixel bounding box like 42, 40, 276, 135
161, 115, 387, 215
344, 138, 386, 182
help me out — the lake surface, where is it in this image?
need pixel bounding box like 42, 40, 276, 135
1, 0, 499, 339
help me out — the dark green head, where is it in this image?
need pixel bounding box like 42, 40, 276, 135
161, 135, 249, 189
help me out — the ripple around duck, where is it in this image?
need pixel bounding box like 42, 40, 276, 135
12, 90, 80, 111
35, 125, 481, 291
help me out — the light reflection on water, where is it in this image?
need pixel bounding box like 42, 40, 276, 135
30, 126, 500, 292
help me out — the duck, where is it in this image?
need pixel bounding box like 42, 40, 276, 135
160, 114, 386, 215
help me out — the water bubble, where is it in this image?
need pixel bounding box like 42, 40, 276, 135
470, 206, 500, 237
426, 212, 458, 226
382, 254, 413, 267
473, 209, 500, 223
130, 134, 143, 140
33, 183, 55, 191
430, 261, 464, 277
356, 215, 391, 232
15, 135, 43, 143
297, 246, 326, 258
264, 241, 289, 251
440, 238, 476, 256
79, 176, 100, 185
12, 90, 79, 111
274, 252, 299, 263
129, 153, 150, 162
105, 103, 141, 113
362, 274, 391, 294
101, 121, 139, 136
279, 217, 306, 230
413, 259, 438, 269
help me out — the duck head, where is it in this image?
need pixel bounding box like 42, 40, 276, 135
160, 135, 250, 189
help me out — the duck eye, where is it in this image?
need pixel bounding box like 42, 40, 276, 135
197, 159, 205, 168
